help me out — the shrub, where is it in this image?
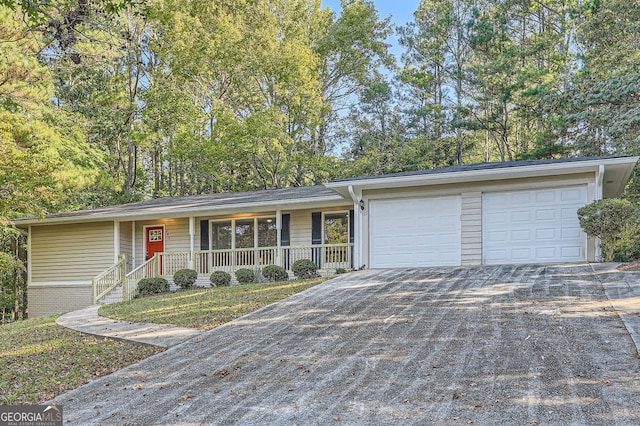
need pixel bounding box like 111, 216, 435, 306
173, 269, 198, 289
262, 265, 289, 282
577, 199, 637, 261
137, 277, 170, 297
292, 259, 318, 279
235, 268, 255, 284
335, 268, 347, 274
210, 271, 231, 287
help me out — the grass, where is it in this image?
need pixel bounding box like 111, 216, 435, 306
99, 277, 328, 329
0, 316, 163, 404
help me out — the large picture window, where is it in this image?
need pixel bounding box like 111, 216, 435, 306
210, 217, 277, 250
324, 212, 349, 244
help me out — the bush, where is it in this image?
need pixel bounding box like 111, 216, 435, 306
336, 268, 347, 274
210, 271, 231, 287
262, 265, 289, 282
292, 259, 318, 279
577, 199, 637, 261
235, 268, 256, 284
614, 218, 640, 262
137, 277, 170, 297
173, 269, 198, 289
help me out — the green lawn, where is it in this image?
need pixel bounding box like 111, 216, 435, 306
0, 316, 163, 404
98, 277, 328, 329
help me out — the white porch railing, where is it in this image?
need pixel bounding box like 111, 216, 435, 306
194, 247, 278, 275
123, 256, 158, 301
92, 254, 127, 304
95, 243, 353, 303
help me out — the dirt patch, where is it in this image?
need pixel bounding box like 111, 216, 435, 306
617, 261, 640, 271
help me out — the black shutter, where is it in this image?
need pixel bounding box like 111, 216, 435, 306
281, 214, 290, 246
349, 209, 354, 243
200, 220, 209, 250
311, 212, 322, 245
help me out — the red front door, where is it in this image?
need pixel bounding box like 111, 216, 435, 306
146, 226, 165, 267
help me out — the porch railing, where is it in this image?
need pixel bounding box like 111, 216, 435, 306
123, 256, 158, 302
92, 254, 127, 304
194, 247, 278, 275
158, 251, 191, 276
282, 244, 353, 271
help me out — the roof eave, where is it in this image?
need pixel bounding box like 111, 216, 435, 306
326, 157, 639, 197
15, 194, 348, 227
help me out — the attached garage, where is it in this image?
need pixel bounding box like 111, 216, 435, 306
369, 196, 461, 268
326, 156, 638, 269
482, 186, 587, 264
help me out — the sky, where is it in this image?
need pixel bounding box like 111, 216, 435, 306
321, 0, 423, 61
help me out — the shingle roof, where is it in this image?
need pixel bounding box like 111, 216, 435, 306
329, 155, 633, 183
19, 185, 343, 223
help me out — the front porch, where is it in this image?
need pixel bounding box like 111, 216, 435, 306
94, 243, 354, 303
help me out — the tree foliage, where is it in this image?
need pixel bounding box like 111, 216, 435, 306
577, 199, 636, 262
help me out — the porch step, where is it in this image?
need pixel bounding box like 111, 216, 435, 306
97, 286, 123, 305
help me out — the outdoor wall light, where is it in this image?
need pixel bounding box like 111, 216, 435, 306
359, 199, 365, 211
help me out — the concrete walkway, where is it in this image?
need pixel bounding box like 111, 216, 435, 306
56, 305, 203, 348
50, 264, 640, 425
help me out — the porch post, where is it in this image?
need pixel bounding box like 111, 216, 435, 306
276, 210, 282, 266
189, 216, 195, 269
131, 221, 136, 269
348, 185, 362, 270
113, 221, 120, 264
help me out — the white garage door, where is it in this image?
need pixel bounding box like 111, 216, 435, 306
483, 186, 587, 264
369, 196, 461, 268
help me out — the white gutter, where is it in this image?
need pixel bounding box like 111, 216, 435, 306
347, 185, 362, 269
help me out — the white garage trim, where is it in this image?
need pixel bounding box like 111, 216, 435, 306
482, 186, 588, 264
369, 195, 461, 268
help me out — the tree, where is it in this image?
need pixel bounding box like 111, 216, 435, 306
577, 199, 636, 262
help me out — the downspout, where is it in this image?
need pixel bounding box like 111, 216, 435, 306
348, 185, 362, 269
189, 216, 195, 269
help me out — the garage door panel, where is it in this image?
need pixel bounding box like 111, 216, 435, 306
370, 196, 461, 268
483, 186, 587, 264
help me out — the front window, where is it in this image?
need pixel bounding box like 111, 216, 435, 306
235, 220, 255, 249
324, 213, 349, 244
258, 218, 277, 247
212, 221, 232, 250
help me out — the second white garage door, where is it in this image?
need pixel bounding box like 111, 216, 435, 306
483, 186, 587, 264
369, 196, 461, 268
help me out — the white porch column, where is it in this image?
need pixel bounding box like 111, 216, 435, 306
27, 226, 32, 286
595, 164, 605, 260
131, 221, 136, 269
276, 210, 282, 266
348, 185, 362, 270
113, 221, 120, 264
189, 216, 195, 269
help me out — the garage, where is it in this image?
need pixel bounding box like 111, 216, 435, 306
482, 186, 587, 264
369, 196, 461, 268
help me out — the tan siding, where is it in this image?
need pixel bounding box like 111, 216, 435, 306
135, 218, 190, 262
120, 221, 133, 270
287, 206, 352, 247
30, 222, 114, 282
461, 191, 483, 266
28, 284, 92, 318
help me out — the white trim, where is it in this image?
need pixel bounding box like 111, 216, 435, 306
348, 185, 362, 269
326, 157, 639, 197
142, 224, 165, 261
114, 221, 120, 264
276, 210, 282, 265
132, 221, 136, 269
27, 225, 32, 286
189, 216, 195, 268
29, 280, 92, 288
596, 164, 605, 200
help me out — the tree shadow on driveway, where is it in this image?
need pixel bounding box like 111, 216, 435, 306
52, 264, 640, 425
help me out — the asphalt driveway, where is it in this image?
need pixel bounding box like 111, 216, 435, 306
52, 264, 640, 425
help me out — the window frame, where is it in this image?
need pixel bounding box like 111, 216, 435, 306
208, 216, 277, 250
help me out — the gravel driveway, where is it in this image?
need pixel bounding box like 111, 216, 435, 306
52, 264, 640, 425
